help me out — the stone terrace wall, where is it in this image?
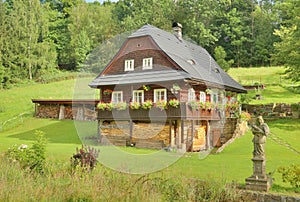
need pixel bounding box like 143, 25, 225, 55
243, 103, 300, 118
241, 190, 300, 202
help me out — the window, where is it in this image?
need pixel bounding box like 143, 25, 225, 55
199, 91, 206, 103
132, 90, 144, 103
211, 92, 218, 104
154, 89, 167, 102
112, 91, 123, 103
142, 58, 153, 69
188, 88, 196, 101
124, 59, 134, 71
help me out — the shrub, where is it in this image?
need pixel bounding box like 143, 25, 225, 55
5, 130, 47, 173
141, 100, 153, 110
156, 100, 168, 110
188, 100, 199, 110
169, 99, 180, 108
239, 111, 251, 121
130, 101, 140, 110
106, 102, 113, 111
113, 101, 127, 111
278, 164, 300, 188
70, 145, 100, 173
97, 102, 106, 110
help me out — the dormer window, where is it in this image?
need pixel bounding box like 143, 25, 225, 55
125, 59, 134, 71
142, 58, 153, 69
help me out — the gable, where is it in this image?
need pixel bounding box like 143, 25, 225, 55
101, 36, 181, 75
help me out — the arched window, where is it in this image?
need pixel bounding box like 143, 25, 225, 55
199, 91, 206, 102
188, 88, 196, 101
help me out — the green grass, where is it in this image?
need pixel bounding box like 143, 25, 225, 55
1, 118, 299, 195
228, 66, 300, 104
0, 76, 97, 130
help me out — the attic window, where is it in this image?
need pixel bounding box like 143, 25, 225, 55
187, 59, 195, 65
143, 58, 153, 70
124, 59, 134, 71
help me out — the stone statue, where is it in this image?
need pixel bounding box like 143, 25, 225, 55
251, 116, 270, 157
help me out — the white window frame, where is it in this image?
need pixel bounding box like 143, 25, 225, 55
124, 59, 134, 71
188, 88, 196, 101
142, 57, 153, 70
199, 91, 206, 103
154, 88, 167, 102
132, 90, 144, 103
112, 91, 123, 103
210, 91, 218, 104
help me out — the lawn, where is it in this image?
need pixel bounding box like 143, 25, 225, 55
228, 66, 300, 104
0, 75, 97, 130
1, 117, 299, 195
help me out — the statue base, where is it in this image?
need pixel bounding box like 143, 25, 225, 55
245, 156, 272, 192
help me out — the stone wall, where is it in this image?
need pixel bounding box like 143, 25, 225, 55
240, 190, 300, 202
243, 103, 300, 118
221, 118, 238, 144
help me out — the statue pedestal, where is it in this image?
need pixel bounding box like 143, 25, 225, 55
245, 156, 272, 192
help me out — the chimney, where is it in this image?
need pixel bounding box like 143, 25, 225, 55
172, 22, 182, 41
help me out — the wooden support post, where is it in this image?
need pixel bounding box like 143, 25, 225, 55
191, 120, 194, 151
206, 121, 211, 150
172, 121, 176, 147
98, 120, 102, 143
169, 120, 172, 145
177, 120, 182, 149
58, 105, 65, 120
129, 120, 133, 145
182, 120, 185, 143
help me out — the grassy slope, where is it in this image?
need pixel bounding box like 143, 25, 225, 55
228, 66, 300, 104
0, 76, 96, 129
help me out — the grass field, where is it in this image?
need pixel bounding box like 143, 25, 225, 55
1, 117, 299, 194
0, 75, 97, 130
228, 66, 300, 104
0, 67, 299, 199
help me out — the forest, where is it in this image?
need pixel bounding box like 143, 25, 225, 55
0, 0, 299, 88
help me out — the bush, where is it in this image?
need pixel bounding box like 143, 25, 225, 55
5, 130, 47, 173
278, 164, 300, 188
70, 145, 100, 173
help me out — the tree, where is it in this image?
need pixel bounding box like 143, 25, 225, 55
113, 0, 176, 32
214, 46, 233, 72
1, 0, 57, 82
272, 0, 300, 81
68, 1, 118, 70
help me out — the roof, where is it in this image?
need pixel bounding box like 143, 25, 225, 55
90, 24, 246, 93
89, 69, 190, 87
32, 99, 100, 105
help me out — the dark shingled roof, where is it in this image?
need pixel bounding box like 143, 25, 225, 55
90, 24, 246, 93
89, 69, 190, 86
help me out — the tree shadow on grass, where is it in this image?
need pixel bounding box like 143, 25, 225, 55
8, 120, 97, 144
268, 119, 300, 132
271, 184, 300, 196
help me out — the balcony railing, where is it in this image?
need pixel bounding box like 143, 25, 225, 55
97, 102, 220, 121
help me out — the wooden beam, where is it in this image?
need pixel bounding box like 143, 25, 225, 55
129, 120, 133, 145
169, 120, 172, 145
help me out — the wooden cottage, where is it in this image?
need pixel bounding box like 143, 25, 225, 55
89, 23, 246, 151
